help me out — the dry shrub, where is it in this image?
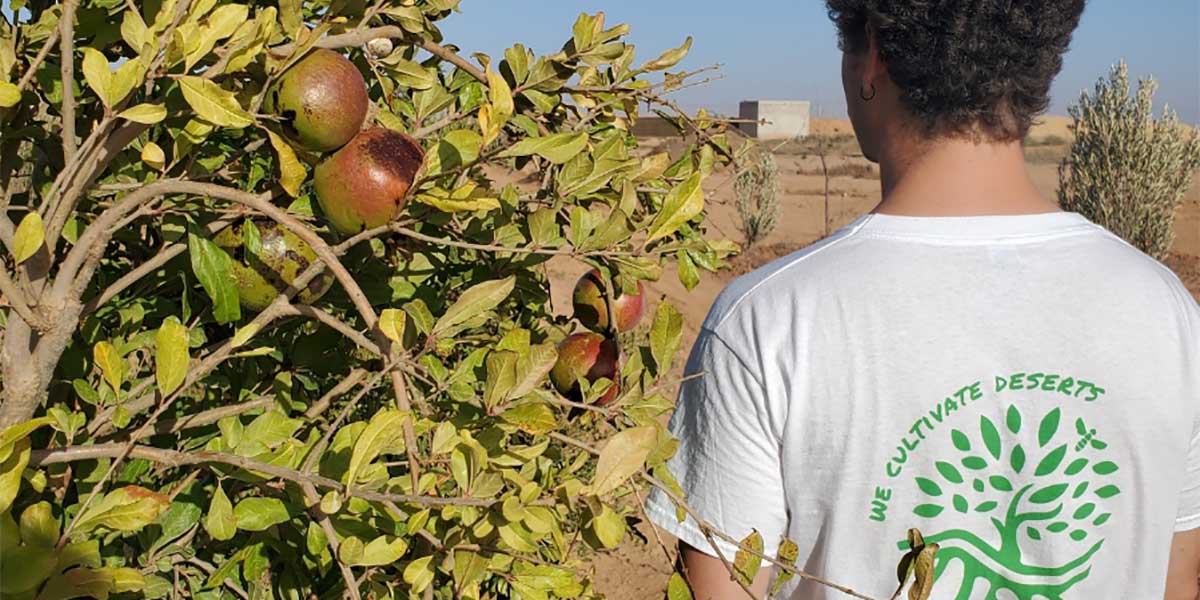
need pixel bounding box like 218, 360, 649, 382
1059, 62, 1200, 260
735, 146, 782, 247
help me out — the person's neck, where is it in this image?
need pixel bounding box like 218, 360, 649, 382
872, 134, 1061, 217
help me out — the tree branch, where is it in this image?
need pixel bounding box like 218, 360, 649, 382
58, 0, 78, 166
16, 29, 60, 94
150, 396, 276, 435
280, 304, 381, 356
29, 444, 548, 508
270, 26, 488, 85
0, 266, 46, 329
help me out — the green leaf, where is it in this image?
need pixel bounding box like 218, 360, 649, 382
676, 249, 700, 291
914, 477, 942, 497
1094, 484, 1121, 499
989, 475, 1013, 492
242, 410, 300, 451
155, 317, 189, 396
1038, 408, 1061, 447
587, 426, 657, 496
667, 572, 693, 600
642, 36, 692, 71
913, 504, 943, 518
1011, 445, 1026, 473
118, 103, 168, 124
233, 497, 291, 531
403, 555, 436, 593
346, 410, 408, 486
1006, 405, 1022, 433
1029, 483, 1069, 504
950, 429, 970, 452
650, 301, 683, 375
980, 416, 1002, 460
934, 461, 963, 484
732, 529, 763, 586
961, 456, 988, 470
1034, 444, 1068, 476
645, 173, 704, 244
952, 494, 968, 513
75, 486, 170, 534
431, 276, 515, 337
1093, 461, 1118, 475
12, 212, 44, 263
0, 81, 20, 107
178, 76, 253, 128
496, 132, 589, 165
188, 224, 241, 323
203, 484, 236, 541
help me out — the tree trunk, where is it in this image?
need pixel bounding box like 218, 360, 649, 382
1, 302, 81, 429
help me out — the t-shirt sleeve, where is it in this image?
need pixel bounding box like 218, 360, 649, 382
644, 326, 789, 563
1176, 428, 1200, 532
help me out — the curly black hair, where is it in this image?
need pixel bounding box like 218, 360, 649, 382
827, 0, 1086, 141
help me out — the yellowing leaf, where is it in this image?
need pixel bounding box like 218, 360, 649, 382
732, 529, 764, 586
645, 172, 704, 244
500, 403, 557, 435
909, 543, 940, 600
667, 572, 693, 600
0, 81, 20, 107
120, 9, 149, 51
587, 426, 657, 496
343, 535, 408, 567
643, 36, 693, 71
770, 538, 800, 596
403, 555, 436, 593
81, 47, 116, 107
74, 486, 170, 534
266, 130, 306, 196
591, 504, 625, 548
118, 103, 167, 124
140, 141, 165, 170
488, 67, 514, 123
0, 438, 31, 513
178, 76, 253, 128
155, 317, 189, 396
650, 301, 683, 375
202, 484, 236, 541
0, 417, 53, 464
415, 191, 501, 213
12, 212, 45, 264
92, 341, 125, 397
379, 308, 407, 343
345, 410, 408, 486
231, 323, 260, 348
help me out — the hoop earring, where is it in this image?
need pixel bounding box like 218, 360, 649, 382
860, 83, 877, 102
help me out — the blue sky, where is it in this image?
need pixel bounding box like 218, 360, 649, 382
439, 0, 1200, 124
4, 1, 1196, 123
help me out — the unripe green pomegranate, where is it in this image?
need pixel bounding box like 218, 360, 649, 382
214, 221, 334, 311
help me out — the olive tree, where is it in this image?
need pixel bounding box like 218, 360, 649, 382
0, 2, 925, 599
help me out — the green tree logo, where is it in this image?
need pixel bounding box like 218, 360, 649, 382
901, 405, 1120, 599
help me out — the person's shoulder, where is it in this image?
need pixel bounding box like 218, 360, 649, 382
1084, 225, 1199, 313
703, 218, 872, 332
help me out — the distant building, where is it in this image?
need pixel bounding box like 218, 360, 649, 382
738, 100, 811, 139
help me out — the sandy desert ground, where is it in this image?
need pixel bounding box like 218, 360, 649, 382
546, 117, 1200, 599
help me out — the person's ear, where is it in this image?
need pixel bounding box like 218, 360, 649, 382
862, 23, 886, 93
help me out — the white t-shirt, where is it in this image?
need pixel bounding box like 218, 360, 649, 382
645, 212, 1200, 599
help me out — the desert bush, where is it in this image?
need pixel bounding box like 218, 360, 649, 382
735, 146, 781, 247
1059, 61, 1200, 260
1024, 134, 1069, 147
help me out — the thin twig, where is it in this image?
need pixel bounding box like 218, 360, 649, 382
59, 0, 78, 166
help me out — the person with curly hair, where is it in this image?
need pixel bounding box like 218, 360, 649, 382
645, 1, 1200, 598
